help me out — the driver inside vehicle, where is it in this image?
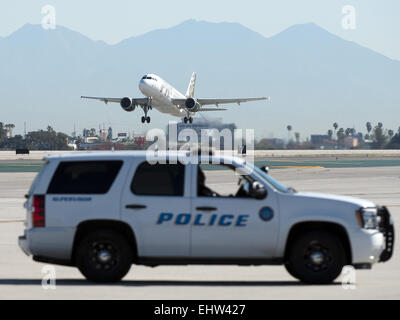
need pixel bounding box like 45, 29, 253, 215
197, 165, 255, 198
197, 167, 217, 197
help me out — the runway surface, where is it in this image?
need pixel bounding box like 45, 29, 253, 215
0, 166, 399, 299
2, 157, 400, 172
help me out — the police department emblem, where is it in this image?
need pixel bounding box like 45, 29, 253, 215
259, 207, 274, 222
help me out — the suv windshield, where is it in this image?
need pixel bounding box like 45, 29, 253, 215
252, 165, 290, 193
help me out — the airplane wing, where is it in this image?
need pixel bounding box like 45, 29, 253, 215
197, 97, 268, 106
198, 108, 227, 111
81, 96, 149, 105
171, 97, 268, 108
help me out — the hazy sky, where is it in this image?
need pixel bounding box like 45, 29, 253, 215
1, 0, 399, 60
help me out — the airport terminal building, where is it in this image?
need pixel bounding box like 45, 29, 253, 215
167, 118, 237, 150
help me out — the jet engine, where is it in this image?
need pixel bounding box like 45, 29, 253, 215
184, 98, 200, 112
120, 97, 135, 112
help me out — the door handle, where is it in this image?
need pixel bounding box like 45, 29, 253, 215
125, 204, 147, 210
196, 206, 217, 212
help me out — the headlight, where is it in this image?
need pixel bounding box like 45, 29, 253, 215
356, 208, 380, 229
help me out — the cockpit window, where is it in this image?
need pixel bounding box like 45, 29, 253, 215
141, 75, 157, 81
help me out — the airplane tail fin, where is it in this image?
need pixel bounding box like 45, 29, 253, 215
185, 72, 196, 98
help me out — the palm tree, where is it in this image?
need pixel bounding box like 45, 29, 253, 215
373, 124, 387, 148
327, 130, 333, 140
286, 125, 292, 141
337, 128, 345, 143
0, 122, 3, 141
295, 132, 300, 144
3, 124, 9, 138
333, 123, 338, 140
388, 129, 394, 140
4, 124, 15, 138
366, 122, 372, 135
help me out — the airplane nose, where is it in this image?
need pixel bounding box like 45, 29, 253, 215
139, 79, 147, 93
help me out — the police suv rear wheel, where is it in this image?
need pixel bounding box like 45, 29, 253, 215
285, 231, 346, 284
76, 229, 133, 282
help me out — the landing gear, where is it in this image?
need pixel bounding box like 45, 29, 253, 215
140, 98, 152, 123
141, 116, 151, 123
183, 116, 193, 124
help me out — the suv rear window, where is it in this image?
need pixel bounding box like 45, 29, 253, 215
47, 161, 123, 194
131, 162, 184, 196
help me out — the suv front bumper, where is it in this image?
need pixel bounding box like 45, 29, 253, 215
378, 206, 395, 262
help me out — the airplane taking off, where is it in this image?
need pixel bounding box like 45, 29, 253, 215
81, 73, 268, 123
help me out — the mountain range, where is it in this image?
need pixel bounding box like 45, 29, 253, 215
1, 19, 399, 138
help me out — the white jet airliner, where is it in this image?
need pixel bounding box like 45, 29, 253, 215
81, 72, 268, 123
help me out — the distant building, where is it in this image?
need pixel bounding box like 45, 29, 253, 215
134, 135, 146, 147
170, 118, 237, 150
310, 134, 340, 149
256, 138, 284, 149
310, 135, 330, 145
85, 136, 99, 144
99, 129, 107, 141
344, 136, 359, 148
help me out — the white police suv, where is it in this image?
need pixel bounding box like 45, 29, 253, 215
18, 151, 394, 283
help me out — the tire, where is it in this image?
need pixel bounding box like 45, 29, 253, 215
76, 229, 133, 282
284, 231, 346, 284
284, 260, 299, 280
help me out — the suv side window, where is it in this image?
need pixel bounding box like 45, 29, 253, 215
131, 162, 185, 196
198, 164, 255, 198
47, 161, 123, 194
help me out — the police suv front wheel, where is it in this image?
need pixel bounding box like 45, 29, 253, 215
75, 229, 133, 282
284, 231, 346, 284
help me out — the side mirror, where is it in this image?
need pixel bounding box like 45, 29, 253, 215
260, 166, 269, 174
250, 181, 267, 200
